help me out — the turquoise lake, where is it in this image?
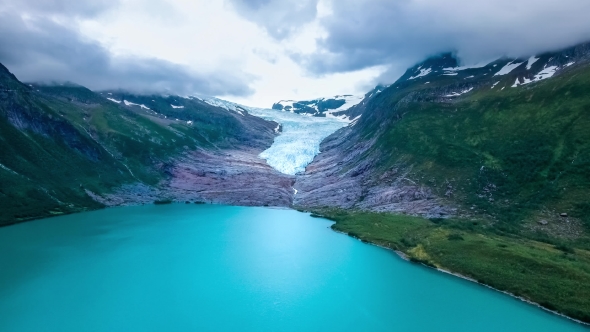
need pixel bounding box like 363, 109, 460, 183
0, 205, 586, 331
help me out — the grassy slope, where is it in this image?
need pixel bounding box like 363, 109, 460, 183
0, 75, 266, 225
315, 209, 590, 324
364, 64, 590, 240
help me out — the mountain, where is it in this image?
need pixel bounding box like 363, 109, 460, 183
294, 41, 590, 322
272, 94, 369, 120
0, 65, 294, 225
296, 41, 590, 222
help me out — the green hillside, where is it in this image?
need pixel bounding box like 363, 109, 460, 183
357, 61, 590, 242
0, 65, 274, 225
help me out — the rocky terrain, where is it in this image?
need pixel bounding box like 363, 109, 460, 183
91, 148, 295, 207
294, 126, 456, 217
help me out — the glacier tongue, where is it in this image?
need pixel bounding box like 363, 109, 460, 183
196, 96, 349, 175
246, 107, 349, 175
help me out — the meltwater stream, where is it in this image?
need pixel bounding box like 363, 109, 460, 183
0, 205, 585, 332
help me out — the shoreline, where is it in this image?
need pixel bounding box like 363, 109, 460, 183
328, 226, 590, 327
3, 203, 589, 326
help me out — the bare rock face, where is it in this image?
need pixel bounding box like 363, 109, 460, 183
95, 148, 295, 208
163, 149, 295, 206
294, 127, 456, 218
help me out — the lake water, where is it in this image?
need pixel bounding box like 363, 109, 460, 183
0, 205, 585, 331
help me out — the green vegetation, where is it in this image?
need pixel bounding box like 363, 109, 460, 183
314, 209, 590, 324
327, 64, 590, 323
360, 63, 590, 243
0, 64, 268, 226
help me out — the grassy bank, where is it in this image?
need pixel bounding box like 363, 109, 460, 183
313, 209, 590, 324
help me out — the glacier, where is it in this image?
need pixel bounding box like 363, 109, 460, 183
249, 108, 349, 175
199, 97, 350, 175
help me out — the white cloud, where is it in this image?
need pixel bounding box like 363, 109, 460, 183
75, 0, 379, 107
4, 0, 590, 108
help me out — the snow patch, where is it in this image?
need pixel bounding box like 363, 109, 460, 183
329, 95, 364, 113
107, 98, 121, 104
512, 66, 559, 87
445, 87, 473, 97
349, 115, 362, 127
187, 120, 193, 125
123, 100, 150, 110
171, 104, 185, 109
494, 61, 523, 76
0, 163, 18, 176
200, 97, 245, 116
526, 56, 539, 70
409, 67, 432, 80
491, 81, 500, 89
443, 60, 490, 72
564, 62, 575, 67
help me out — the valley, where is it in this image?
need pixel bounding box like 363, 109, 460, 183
1, 40, 590, 325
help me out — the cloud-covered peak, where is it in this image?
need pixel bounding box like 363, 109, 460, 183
294, 0, 590, 84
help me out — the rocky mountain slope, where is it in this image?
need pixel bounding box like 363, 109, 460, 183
295, 41, 590, 238
0, 64, 293, 226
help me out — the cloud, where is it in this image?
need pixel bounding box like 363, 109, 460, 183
226, 0, 319, 40
0, 14, 255, 97
0, 0, 120, 18
295, 0, 590, 83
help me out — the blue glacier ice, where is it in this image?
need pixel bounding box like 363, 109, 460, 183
199, 97, 350, 175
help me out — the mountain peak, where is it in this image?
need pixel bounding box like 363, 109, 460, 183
398, 53, 459, 81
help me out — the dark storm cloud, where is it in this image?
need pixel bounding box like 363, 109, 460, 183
0, 14, 254, 97
226, 0, 319, 40
295, 0, 590, 83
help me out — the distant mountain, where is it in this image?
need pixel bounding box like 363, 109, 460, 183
272, 94, 366, 119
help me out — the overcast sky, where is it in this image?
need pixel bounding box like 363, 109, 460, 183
1, 0, 590, 107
